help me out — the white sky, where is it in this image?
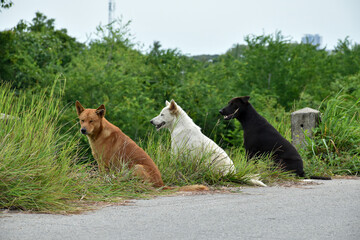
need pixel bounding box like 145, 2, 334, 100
1, 0, 359, 55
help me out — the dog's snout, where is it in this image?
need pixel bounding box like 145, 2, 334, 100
81, 128, 87, 134
150, 120, 154, 124
219, 109, 224, 115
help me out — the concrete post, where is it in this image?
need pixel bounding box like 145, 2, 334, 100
291, 107, 320, 148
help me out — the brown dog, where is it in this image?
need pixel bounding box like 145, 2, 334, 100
75, 101, 208, 191
75, 101, 164, 187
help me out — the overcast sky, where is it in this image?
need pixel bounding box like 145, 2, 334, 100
1, 0, 359, 55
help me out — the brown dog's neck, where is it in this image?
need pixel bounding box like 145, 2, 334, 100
87, 118, 108, 141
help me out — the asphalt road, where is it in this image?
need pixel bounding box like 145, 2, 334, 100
1, 178, 359, 240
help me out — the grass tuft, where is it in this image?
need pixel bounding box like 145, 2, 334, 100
302, 92, 360, 176
0, 84, 155, 213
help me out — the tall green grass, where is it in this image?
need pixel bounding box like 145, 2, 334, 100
302, 93, 360, 175
0, 84, 155, 213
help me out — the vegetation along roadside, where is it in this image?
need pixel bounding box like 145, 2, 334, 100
0, 13, 359, 213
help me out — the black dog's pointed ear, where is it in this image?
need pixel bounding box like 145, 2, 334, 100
75, 101, 85, 116
96, 104, 106, 118
232, 96, 250, 106
240, 96, 250, 103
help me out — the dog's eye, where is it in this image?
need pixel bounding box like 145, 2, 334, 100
89, 120, 93, 123
81, 120, 84, 123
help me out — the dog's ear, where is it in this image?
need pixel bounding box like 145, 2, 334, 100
169, 100, 179, 114
96, 104, 106, 118
165, 100, 170, 106
75, 101, 85, 116
232, 96, 250, 107
240, 96, 250, 103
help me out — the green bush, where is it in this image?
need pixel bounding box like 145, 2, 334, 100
0, 12, 83, 91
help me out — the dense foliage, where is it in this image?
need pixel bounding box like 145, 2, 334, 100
0, 13, 359, 173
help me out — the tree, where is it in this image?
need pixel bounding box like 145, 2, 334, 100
332, 37, 360, 76
238, 32, 335, 109
226, 43, 247, 58
0, 12, 84, 89
0, 0, 13, 10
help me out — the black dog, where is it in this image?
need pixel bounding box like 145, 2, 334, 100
219, 96, 305, 177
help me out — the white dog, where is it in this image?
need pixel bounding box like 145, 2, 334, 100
150, 100, 234, 175
150, 100, 266, 187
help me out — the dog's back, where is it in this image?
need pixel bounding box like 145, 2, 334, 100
220, 97, 304, 177
98, 121, 163, 184
173, 122, 235, 174
245, 112, 304, 176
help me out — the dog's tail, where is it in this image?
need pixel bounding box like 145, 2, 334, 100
249, 179, 267, 187
162, 184, 209, 191
247, 174, 267, 187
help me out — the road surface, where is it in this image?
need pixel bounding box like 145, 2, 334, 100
1, 178, 359, 240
